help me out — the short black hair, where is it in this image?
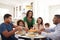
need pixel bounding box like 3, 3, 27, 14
17, 20, 25, 27
55, 14, 60, 18
4, 14, 12, 20
45, 23, 50, 26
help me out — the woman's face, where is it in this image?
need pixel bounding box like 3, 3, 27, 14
37, 19, 42, 24
19, 22, 24, 27
28, 12, 33, 17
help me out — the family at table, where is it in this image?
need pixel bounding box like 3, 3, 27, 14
0, 10, 60, 40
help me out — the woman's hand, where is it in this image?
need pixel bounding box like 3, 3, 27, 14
24, 27, 29, 33
40, 28, 45, 31
37, 30, 41, 34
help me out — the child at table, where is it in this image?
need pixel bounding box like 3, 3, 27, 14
17, 20, 28, 32
44, 23, 50, 32
45, 23, 55, 33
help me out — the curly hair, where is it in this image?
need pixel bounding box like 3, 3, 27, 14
17, 20, 25, 27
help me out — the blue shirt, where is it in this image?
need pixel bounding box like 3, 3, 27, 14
0, 23, 17, 40
41, 23, 60, 40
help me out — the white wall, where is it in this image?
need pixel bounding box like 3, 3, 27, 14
0, 0, 60, 28
33, 0, 60, 28
0, 3, 14, 24
0, 3, 14, 14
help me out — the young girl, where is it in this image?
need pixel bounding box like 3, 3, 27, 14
17, 20, 28, 32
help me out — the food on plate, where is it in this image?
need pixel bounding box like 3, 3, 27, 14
29, 29, 37, 32
16, 31, 23, 34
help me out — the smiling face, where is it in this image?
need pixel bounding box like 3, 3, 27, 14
45, 23, 50, 28
37, 17, 43, 25
28, 12, 33, 18
45, 25, 50, 28
37, 18, 42, 24
4, 14, 12, 24
53, 16, 59, 25
19, 22, 24, 27
5, 16, 12, 23
17, 20, 25, 27
26, 10, 33, 18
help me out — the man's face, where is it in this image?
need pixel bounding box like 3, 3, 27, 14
5, 16, 12, 23
53, 16, 58, 25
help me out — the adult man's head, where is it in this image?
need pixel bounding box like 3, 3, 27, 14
53, 14, 60, 25
4, 14, 12, 23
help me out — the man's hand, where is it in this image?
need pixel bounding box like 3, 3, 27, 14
2, 26, 22, 38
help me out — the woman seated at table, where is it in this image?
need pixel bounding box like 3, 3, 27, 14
23, 10, 35, 29
17, 20, 28, 32
33, 17, 44, 32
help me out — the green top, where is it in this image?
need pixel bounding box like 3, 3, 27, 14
23, 17, 35, 29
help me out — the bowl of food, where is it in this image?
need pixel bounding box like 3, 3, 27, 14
29, 29, 37, 33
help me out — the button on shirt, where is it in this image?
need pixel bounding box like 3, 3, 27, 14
41, 23, 60, 40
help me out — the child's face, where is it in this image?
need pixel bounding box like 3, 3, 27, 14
19, 22, 24, 27
45, 25, 49, 28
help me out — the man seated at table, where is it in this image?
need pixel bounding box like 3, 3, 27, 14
0, 14, 22, 40
39, 14, 60, 40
